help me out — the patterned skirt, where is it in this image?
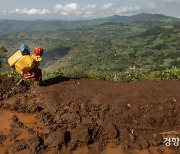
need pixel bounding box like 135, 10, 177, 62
22, 67, 42, 82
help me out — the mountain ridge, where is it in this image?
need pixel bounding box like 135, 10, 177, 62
0, 13, 179, 75
0, 13, 179, 36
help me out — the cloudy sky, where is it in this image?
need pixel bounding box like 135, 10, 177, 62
0, 0, 179, 20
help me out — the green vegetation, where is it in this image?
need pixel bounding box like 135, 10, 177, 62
0, 46, 7, 53
0, 13, 179, 82
42, 24, 179, 74
42, 66, 179, 82
1, 13, 178, 36
162, 66, 180, 80
0, 46, 8, 70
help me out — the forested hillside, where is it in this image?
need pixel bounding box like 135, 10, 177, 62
43, 24, 180, 73
0, 13, 179, 79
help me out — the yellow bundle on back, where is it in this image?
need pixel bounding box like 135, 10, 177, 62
15, 55, 36, 75
8, 50, 22, 67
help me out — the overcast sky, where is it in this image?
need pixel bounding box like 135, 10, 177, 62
0, 0, 179, 20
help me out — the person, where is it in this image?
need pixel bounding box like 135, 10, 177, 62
16, 46, 44, 86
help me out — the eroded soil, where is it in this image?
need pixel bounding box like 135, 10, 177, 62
0, 76, 179, 154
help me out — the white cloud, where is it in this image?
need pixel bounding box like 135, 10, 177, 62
160, 0, 176, 2
101, 3, 112, 10
54, 3, 79, 16
81, 4, 96, 17
0, 3, 142, 18
54, 3, 97, 16
10, 8, 50, 15
1, 1, 179, 18
82, 4, 96, 10
54, 4, 63, 13
0, 10, 7, 14
115, 6, 141, 14
65, 3, 78, 12
53, 3, 142, 18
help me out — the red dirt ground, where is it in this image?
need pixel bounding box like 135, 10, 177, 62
0, 75, 179, 154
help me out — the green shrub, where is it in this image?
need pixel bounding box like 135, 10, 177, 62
42, 66, 179, 83
86, 70, 116, 81
120, 66, 148, 82
43, 71, 64, 80
162, 66, 180, 80
48, 66, 150, 82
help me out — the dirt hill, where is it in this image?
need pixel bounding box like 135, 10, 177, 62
0, 75, 179, 154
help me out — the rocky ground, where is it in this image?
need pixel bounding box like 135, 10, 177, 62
0, 75, 179, 154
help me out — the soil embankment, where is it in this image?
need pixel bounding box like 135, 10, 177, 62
0, 76, 179, 153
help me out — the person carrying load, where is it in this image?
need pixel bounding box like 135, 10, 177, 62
16, 46, 44, 86
8, 44, 44, 86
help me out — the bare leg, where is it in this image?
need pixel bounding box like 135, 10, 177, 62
16, 78, 23, 86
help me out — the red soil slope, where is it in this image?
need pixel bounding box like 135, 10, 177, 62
0, 76, 179, 153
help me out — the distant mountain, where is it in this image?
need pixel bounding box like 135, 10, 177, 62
0, 13, 179, 36
0, 13, 179, 74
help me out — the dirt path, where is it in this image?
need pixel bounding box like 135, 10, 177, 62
0, 76, 179, 153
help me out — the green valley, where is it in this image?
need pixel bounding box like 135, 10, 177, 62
0, 13, 179, 81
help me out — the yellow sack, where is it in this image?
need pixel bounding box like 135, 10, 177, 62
8, 50, 22, 67
15, 55, 36, 75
